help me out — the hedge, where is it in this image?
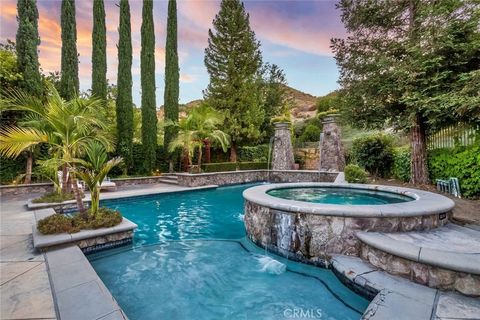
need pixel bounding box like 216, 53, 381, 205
238, 162, 268, 170
393, 147, 411, 182
352, 133, 395, 178
238, 145, 269, 162
428, 145, 480, 199
345, 164, 368, 183
201, 162, 237, 173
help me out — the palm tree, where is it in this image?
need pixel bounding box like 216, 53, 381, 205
0, 84, 111, 212
75, 142, 122, 218
189, 104, 229, 167
168, 104, 229, 171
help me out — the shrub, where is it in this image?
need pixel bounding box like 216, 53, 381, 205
32, 192, 75, 203
37, 208, 122, 234
428, 145, 480, 199
393, 147, 411, 182
201, 162, 237, 173
238, 145, 269, 162
345, 164, 368, 183
298, 124, 321, 143
238, 162, 268, 170
352, 133, 395, 177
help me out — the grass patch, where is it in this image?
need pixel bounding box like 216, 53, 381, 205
32, 192, 76, 203
37, 208, 123, 234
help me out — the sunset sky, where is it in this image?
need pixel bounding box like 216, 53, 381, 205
0, 0, 345, 107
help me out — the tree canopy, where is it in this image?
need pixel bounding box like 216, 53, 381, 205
204, 0, 264, 161
91, 0, 107, 102
59, 0, 79, 100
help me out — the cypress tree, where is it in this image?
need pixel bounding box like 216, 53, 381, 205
204, 0, 264, 161
116, 0, 134, 171
140, 0, 157, 173
60, 0, 79, 100
91, 0, 107, 101
163, 0, 179, 170
16, 0, 42, 97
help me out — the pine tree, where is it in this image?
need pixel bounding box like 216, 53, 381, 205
16, 0, 42, 97
204, 0, 264, 162
163, 0, 179, 171
140, 0, 157, 173
91, 0, 107, 102
60, 0, 79, 100
116, 0, 134, 172
262, 63, 288, 137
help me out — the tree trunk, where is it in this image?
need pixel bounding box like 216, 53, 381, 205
61, 165, 70, 194
168, 160, 174, 173
90, 187, 100, 219
197, 145, 203, 168
204, 139, 211, 163
70, 174, 86, 214
230, 142, 237, 162
182, 150, 190, 172
25, 152, 33, 184
410, 114, 430, 185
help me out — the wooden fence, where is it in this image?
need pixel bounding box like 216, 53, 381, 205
427, 123, 479, 150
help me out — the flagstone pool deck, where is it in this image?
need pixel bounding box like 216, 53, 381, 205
1, 182, 479, 320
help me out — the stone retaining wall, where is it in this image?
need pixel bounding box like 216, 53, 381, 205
176, 170, 338, 187
0, 182, 54, 196
360, 243, 480, 296
244, 200, 451, 265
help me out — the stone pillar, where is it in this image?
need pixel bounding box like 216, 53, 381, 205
319, 116, 345, 171
272, 122, 294, 170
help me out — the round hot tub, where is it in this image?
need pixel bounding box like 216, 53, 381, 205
243, 183, 455, 265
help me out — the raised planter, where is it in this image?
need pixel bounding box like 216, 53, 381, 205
32, 208, 137, 254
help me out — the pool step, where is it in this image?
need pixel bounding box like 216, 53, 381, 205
158, 175, 179, 185
356, 223, 480, 295
331, 255, 480, 320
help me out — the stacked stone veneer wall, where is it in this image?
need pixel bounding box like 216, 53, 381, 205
244, 201, 451, 266
271, 122, 295, 170
295, 148, 320, 170
360, 243, 480, 296
176, 170, 338, 187
319, 116, 345, 172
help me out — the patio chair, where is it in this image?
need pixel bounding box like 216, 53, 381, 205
57, 170, 85, 192
99, 177, 117, 191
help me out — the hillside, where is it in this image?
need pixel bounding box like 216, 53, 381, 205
157, 86, 318, 122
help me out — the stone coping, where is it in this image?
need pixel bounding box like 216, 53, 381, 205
243, 182, 455, 218
357, 230, 480, 275
26, 184, 218, 210
45, 245, 128, 320
330, 255, 480, 320
175, 169, 337, 177
32, 208, 138, 249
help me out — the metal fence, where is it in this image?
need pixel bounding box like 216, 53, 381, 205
427, 123, 479, 150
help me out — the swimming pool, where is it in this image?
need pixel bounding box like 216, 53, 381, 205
89, 184, 369, 319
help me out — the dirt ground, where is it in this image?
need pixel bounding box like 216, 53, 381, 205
369, 178, 480, 225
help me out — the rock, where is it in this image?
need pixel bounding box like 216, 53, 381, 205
454, 275, 480, 296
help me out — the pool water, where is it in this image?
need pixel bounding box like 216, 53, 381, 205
267, 187, 413, 205
89, 184, 369, 319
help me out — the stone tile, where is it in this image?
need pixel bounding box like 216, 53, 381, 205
360, 270, 437, 306
363, 290, 434, 320
0, 220, 33, 236
97, 310, 128, 320
50, 258, 98, 293
331, 254, 376, 281
33, 227, 72, 249
0, 234, 43, 262
45, 245, 86, 268
0, 261, 42, 285
56, 280, 119, 320
435, 291, 480, 319
0, 262, 56, 319
0, 235, 29, 250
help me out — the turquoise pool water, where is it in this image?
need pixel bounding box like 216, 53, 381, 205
267, 187, 413, 205
90, 184, 369, 319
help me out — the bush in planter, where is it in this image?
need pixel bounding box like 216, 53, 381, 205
345, 164, 368, 183
393, 147, 411, 182
32, 192, 76, 204
352, 133, 395, 177
37, 208, 122, 234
